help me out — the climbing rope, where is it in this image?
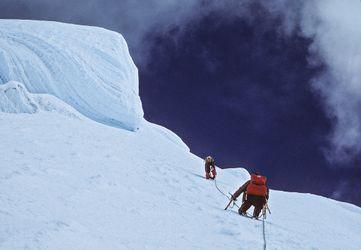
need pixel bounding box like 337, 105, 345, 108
214, 179, 239, 208
248, 208, 267, 250
214, 179, 229, 198
262, 216, 267, 250
214, 178, 267, 249
261, 203, 269, 250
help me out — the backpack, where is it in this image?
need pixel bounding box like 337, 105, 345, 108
246, 174, 267, 197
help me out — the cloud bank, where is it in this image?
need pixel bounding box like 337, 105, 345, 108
300, 0, 361, 164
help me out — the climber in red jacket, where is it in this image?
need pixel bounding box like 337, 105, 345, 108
231, 172, 269, 218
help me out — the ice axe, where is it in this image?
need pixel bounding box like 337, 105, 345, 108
262, 201, 271, 219
224, 193, 238, 210
224, 198, 233, 210
265, 201, 271, 214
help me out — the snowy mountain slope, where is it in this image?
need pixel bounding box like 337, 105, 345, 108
0, 20, 361, 250
0, 20, 142, 130
1, 111, 361, 250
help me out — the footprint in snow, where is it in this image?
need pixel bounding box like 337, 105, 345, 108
219, 228, 236, 236
2, 170, 21, 180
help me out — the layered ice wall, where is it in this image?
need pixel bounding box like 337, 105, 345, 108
0, 81, 82, 118
0, 20, 143, 130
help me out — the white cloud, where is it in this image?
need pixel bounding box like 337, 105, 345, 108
300, 0, 361, 163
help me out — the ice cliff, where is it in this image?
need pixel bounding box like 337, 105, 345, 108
0, 20, 143, 130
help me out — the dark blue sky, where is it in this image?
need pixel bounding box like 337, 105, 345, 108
139, 13, 361, 205
1, 0, 360, 206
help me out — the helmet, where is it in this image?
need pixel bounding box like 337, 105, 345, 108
205, 156, 214, 162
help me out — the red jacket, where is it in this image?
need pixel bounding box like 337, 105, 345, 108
205, 161, 215, 173
232, 176, 269, 200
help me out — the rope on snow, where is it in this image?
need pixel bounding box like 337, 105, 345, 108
214, 179, 239, 209
262, 217, 267, 250
214, 178, 268, 250
212, 176, 268, 249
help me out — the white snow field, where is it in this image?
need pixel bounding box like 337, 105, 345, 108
1, 20, 361, 250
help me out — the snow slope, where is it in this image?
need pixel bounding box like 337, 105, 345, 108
1, 111, 361, 250
0, 20, 361, 249
0, 20, 142, 130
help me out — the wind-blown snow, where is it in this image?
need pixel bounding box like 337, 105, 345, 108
0, 20, 143, 131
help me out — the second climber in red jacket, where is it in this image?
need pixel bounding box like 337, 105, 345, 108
231, 172, 269, 218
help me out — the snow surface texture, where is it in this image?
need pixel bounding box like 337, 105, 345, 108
0, 81, 81, 119
1, 112, 361, 250
0, 20, 143, 131
0, 20, 361, 249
